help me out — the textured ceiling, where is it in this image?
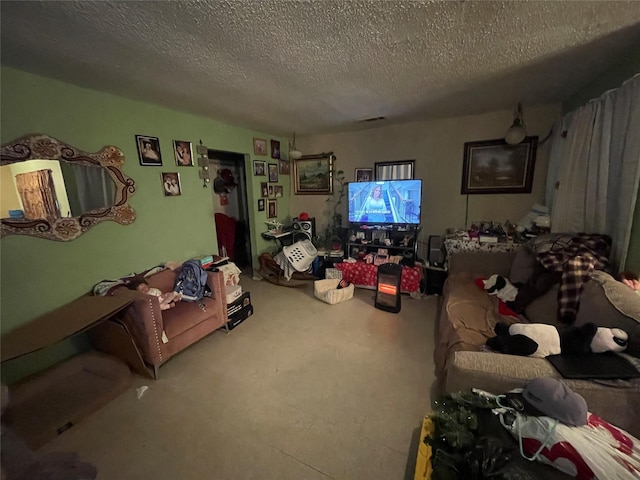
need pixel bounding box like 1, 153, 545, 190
2, 1, 640, 135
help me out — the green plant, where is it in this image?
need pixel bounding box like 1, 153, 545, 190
324, 155, 346, 249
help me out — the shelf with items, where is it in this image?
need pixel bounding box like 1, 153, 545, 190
346, 224, 420, 264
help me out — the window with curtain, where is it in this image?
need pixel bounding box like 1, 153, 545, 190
374, 160, 415, 180
545, 74, 640, 270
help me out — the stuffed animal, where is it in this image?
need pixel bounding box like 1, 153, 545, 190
483, 274, 519, 303
485, 322, 628, 358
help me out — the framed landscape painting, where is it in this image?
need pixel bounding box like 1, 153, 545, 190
293, 154, 334, 195
461, 137, 538, 194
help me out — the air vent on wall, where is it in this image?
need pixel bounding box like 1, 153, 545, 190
358, 116, 385, 123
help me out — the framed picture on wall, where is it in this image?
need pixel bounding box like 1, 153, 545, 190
261, 182, 269, 198
258, 199, 265, 211
161, 172, 181, 196
293, 154, 334, 195
136, 135, 162, 166
274, 185, 283, 198
267, 199, 277, 218
461, 137, 538, 194
279, 160, 290, 175
268, 185, 274, 196
173, 140, 193, 166
268, 163, 278, 182
253, 160, 266, 176
253, 138, 267, 156
355, 168, 373, 182
271, 140, 281, 159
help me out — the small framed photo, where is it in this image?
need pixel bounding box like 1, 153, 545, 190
254, 160, 266, 176
271, 140, 281, 159
161, 172, 181, 196
279, 159, 290, 175
261, 182, 269, 198
268, 163, 278, 182
258, 199, 265, 211
136, 135, 162, 166
355, 168, 373, 182
274, 185, 283, 198
253, 138, 267, 156
267, 199, 277, 219
173, 140, 193, 166
268, 185, 274, 196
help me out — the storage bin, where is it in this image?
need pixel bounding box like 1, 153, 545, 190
314, 279, 354, 305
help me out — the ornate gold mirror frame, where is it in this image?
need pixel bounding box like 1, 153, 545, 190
1, 134, 136, 241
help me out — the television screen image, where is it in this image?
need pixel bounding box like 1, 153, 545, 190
348, 179, 422, 224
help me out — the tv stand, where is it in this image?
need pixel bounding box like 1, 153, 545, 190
346, 224, 421, 264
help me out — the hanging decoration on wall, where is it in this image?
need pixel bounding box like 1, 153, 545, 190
197, 140, 210, 188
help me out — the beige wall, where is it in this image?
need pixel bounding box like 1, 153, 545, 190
292, 104, 561, 248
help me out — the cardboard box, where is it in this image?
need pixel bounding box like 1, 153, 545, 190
227, 292, 251, 316
227, 304, 253, 330
225, 284, 242, 304
226, 292, 252, 330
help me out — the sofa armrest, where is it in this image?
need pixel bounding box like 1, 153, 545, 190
206, 269, 228, 325
112, 288, 165, 366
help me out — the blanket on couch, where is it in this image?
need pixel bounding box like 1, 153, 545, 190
524, 233, 612, 324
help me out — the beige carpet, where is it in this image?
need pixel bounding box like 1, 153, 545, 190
39, 277, 439, 479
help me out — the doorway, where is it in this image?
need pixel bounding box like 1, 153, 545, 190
208, 149, 252, 277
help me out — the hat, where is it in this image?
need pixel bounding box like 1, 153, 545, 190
298, 212, 309, 221
220, 169, 236, 186
521, 377, 588, 426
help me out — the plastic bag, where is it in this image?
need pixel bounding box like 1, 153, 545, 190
500, 411, 640, 479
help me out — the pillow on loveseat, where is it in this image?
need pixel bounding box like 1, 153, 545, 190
508, 248, 537, 285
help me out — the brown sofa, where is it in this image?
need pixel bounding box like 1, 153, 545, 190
110, 266, 228, 378
435, 249, 640, 437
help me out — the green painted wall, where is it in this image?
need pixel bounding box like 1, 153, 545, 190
0, 67, 289, 383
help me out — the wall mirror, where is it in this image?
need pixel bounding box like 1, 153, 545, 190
0, 134, 136, 241
374, 160, 415, 180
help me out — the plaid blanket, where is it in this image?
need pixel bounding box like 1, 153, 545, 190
532, 234, 611, 323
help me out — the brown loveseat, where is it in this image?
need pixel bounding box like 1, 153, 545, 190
435, 249, 640, 437
110, 266, 228, 378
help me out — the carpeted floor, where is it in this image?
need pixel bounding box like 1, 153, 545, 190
39, 276, 439, 479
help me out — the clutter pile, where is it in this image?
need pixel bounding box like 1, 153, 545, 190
417, 379, 640, 480
215, 260, 253, 330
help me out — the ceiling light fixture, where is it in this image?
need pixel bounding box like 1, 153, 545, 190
505, 102, 527, 145
288, 133, 302, 160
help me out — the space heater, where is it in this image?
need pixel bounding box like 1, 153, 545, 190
374, 263, 403, 313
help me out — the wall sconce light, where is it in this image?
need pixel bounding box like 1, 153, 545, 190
288, 132, 302, 160
197, 140, 210, 188
505, 103, 527, 145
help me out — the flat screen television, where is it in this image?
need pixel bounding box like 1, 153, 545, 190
348, 179, 422, 225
